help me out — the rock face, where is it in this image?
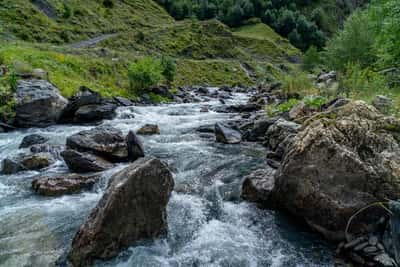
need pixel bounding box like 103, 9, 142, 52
66, 125, 129, 162
32, 173, 99, 196
61, 150, 113, 173
241, 167, 276, 206
19, 134, 49, 149
14, 79, 68, 127
68, 157, 174, 267
271, 101, 400, 241
215, 123, 242, 144
137, 124, 160, 135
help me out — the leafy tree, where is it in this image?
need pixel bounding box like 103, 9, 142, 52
161, 56, 177, 86
302, 46, 321, 71
128, 57, 163, 93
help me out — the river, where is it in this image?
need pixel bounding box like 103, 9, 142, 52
0, 93, 334, 266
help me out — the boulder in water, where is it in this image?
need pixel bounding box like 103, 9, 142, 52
74, 103, 117, 123
32, 173, 99, 196
1, 158, 26, 174
241, 167, 276, 206
215, 123, 242, 144
66, 125, 129, 162
61, 150, 113, 173
19, 134, 49, 149
68, 157, 174, 266
60, 86, 102, 121
270, 101, 400, 241
126, 131, 145, 161
14, 79, 68, 127
137, 124, 160, 135
20, 152, 55, 171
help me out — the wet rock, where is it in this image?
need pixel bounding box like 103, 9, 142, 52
74, 103, 117, 123
61, 150, 113, 173
137, 124, 160, 135
1, 158, 26, 174
196, 125, 215, 133
30, 144, 63, 159
271, 101, 400, 241
215, 123, 242, 144
66, 125, 129, 162
14, 79, 68, 127
68, 157, 174, 267
114, 96, 133, 106
20, 152, 55, 170
0, 121, 16, 132
19, 134, 49, 149
126, 131, 145, 161
241, 167, 276, 206
244, 117, 278, 142
60, 86, 102, 121
32, 173, 99, 196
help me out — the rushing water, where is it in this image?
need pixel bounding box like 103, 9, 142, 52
0, 94, 334, 267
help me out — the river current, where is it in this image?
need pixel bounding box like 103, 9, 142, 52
0, 94, 333, 267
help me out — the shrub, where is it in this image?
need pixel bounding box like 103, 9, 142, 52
103, 0, 114, 8
128, 57, 162, 94
266, 98, 300, 116
12, 60, 33, 75
281, 71, 316, 99
161, 56, 177, 85
302, 46, 321, 71
0, 53, 4, 65
63, 3, 72, 19
0, 86, 16, 123
303, 95, 327, 109
8, 72, 18, 92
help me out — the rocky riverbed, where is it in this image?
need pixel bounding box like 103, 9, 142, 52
0, 81, 334, 266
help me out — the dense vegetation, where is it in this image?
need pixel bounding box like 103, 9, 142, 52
156, 0, 366, 50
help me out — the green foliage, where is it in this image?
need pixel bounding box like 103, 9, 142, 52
63, 3, 72, 19
0, 85, 16, 123
161, 56, 177, 84
324, 10, 377, 71
266, 98, 300, 116
128, 57, 163, 93
338, 63, 388, 99
12, 60, 33, 75
302, 46, 321, 71
303, 95, 327, 109
0, 53, 4, 65
281, 71, 316, 98
8, 72, 18, 92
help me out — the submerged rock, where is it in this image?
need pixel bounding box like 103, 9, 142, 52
14, 79, 68, 127
270, 101, 400, 241
241, 167, 276, 206
215, 123, 242, 144
19, 134, 49, 149
61, 150, 113, 173
68, 157, 174, 267
137, 124, 160, 135
32, 173, 99, 196
1, 158, 26, 174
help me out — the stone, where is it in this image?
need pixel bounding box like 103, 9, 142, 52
270, 101, 400, 241
32, 68, 48, 80
0, 121, 16, 132
196, 125, 215, 133
19, 134, 49, 149
61, 150, 113, 173
244, 117, 278, 142
200, 107, 209, 113
126, 131, 145, 161
30, 144, 63, 159
14, 79, 68, 127
20, 152, 55, 170
289, 102, 310, 120
60, 86, 102, 121
68, 157, 174, 267
114, 96, 134, 106
74, 103, 117, 123
66, 125, 129, 162
1, 158, 25, 174
265, 118, 300, 151
137, 124, 160, 135
372, 95, 394, 115
241, 167, 276, 206
32, 173, 99, 196
215, 123, 242, 144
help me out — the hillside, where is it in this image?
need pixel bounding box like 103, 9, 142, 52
0, 1, 300, 100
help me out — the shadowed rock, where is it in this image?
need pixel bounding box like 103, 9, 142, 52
68, 157, 174, 267
19, 134, 49, 149
137, 124, 160, 135
61, 150, 113, 173
215, 123, 242, 144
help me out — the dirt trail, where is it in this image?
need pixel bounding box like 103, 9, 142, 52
69, 34, 118, 49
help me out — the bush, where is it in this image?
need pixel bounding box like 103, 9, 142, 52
161, 56, 176, 85
0, 53, 4, 65
0, 86, 16, 123
103, 0, 114, 8
12, 60, 33, 75
128, 57, 162, 94
303, 95, 327, 109
266, 98, 300, 116
302, 46, 321, 71
281, 71, 316, 99
63, 3, 72, 19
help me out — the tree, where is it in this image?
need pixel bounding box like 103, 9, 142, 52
302, 46, 321, 71
128, 57, 163, 93
161, 56, 177, 86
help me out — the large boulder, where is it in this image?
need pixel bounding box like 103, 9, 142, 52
32, 173, 99, 196
61, 150, 113, 173
265, 118, 301, 151
241, 167, 276, 206
14, 79, 68, 127
60, 86, 102, 121
68, 157, 174, 267
126, 131, 145, 161
215, 123, 242, 144
19, 134, 49, 149
270, 101, 400, 241
20, 152, 55, 171
74, 103, 117, 123
66, 125, 129, 162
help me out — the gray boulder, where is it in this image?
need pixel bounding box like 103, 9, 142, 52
74, 103, 117, 123
61, 150, 113, 173
14, 79, 68, 127
241, 167, 276, 206
19, 134, 49, 149
126, 131, 145, 161
265, 118, 300, 151
215, 123, 242, 144
68, 157, 174, 267
60, 86, 102, 121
